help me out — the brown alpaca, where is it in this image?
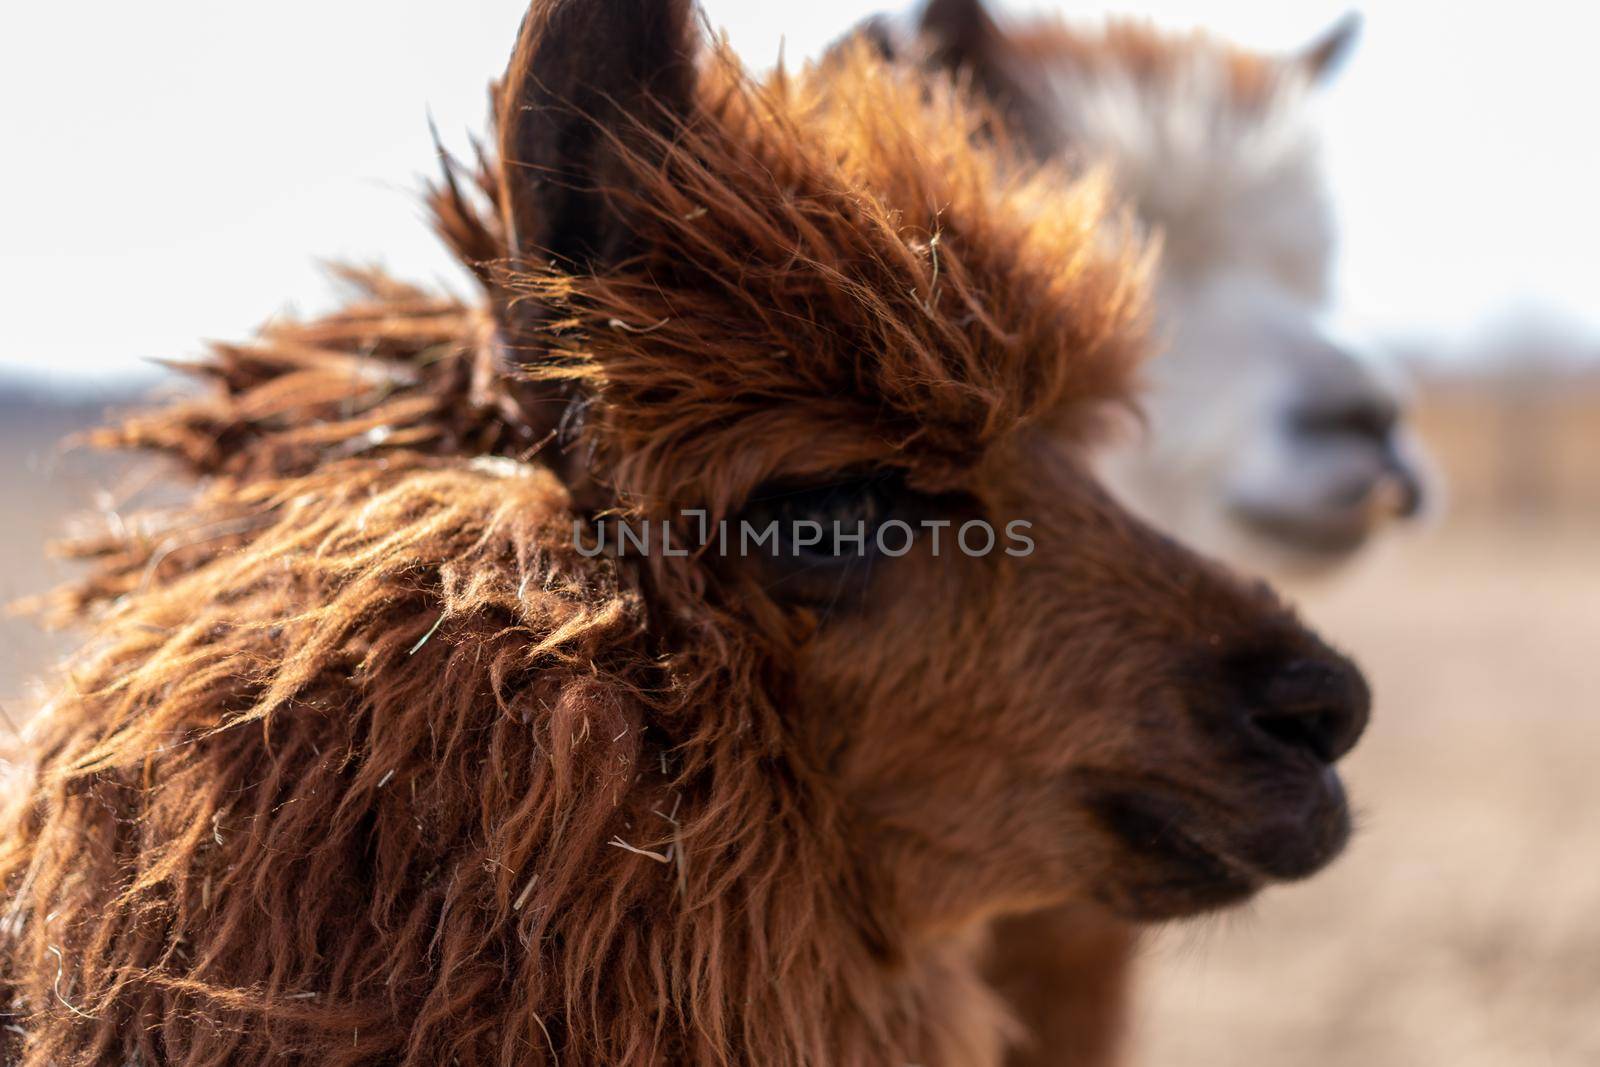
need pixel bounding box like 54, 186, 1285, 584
0, 2, 1369, 1064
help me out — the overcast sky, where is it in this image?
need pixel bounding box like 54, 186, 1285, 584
2, 1, 1596, 381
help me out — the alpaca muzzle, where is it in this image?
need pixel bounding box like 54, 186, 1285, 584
1072, 638, 1369, 919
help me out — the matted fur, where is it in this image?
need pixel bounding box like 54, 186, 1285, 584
0, 34, 1152, 1067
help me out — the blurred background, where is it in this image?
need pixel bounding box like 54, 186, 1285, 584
2, 3, 1597, 1065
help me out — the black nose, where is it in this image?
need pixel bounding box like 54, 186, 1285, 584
1249, 657, 1370, 763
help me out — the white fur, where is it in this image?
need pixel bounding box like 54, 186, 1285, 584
1036, 41, 1425, 576
1044, 54, 1333, 301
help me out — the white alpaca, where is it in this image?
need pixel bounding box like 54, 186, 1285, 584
858, 0, 1427, 576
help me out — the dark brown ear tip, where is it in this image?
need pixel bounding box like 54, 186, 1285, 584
857, 15, 903, 61
917, 0, 1001, 43
1302, 11, 1363, 83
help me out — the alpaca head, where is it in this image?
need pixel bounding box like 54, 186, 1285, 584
861, 0, 1428, 576
478, 0, 1370, 926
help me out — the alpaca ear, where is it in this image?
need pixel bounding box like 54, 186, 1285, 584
916, 0, 1009, 83
1298, 12, 1361, 86
911, 0, 1059, 155
496, 0, 698, 270
833, 0, 1014, 98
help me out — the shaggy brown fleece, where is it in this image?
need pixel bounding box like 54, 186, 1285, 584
0, 17, 1150, 1066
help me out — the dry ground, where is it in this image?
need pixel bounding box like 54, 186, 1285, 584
2, 405, 1596, 1066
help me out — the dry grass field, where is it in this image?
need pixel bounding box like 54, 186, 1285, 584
0, 396, 115, 715
1, 392, 1595, 1066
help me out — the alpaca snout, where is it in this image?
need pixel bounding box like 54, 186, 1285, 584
1189, 644, 1369, 881
1246, 653, 1370, 765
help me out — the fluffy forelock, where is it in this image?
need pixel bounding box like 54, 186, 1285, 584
447, 40, 1150, 518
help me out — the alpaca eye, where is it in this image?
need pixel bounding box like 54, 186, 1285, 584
742, 477, 900, 565
734, 474, 983, 611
